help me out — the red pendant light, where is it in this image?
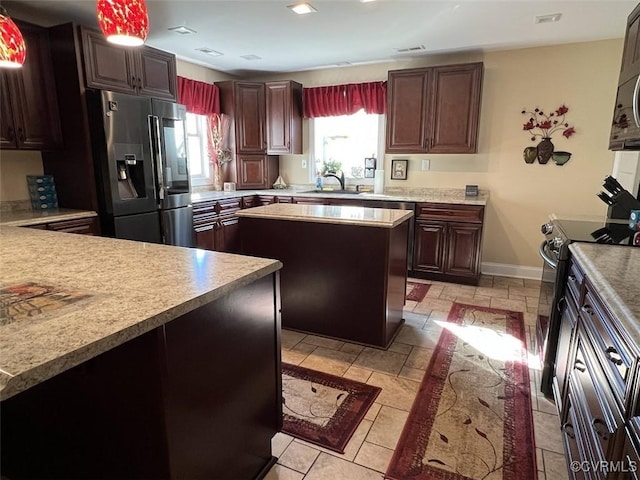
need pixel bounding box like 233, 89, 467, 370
0, 7, 26, 68
97, 0, 149, 47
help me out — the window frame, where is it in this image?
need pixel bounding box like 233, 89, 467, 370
185, 112, 213, 187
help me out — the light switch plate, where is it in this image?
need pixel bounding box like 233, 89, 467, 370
421, 159, 430, 171
301, 159, 307, 169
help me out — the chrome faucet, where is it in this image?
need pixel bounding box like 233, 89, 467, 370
323, 171, 345, 190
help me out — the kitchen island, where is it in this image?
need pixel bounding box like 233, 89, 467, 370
237, 203, 413, 348
0, 226, 283, 479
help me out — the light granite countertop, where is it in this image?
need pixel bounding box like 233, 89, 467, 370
0, 208, 97, 227
0, 227, 282, 400
191, 187, 488, 206
569, 243, 640, 345
236, 203, 414, 228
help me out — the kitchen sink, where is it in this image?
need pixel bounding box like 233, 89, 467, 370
298, 189, 359, 194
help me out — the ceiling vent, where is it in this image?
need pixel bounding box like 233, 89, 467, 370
241, 54, 262, 61
168, 25, 197, 35
195, 47, 223, 56
535, 13, 562, 24
395, 45, 426, 53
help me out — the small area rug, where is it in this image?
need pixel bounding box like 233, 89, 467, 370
386, 302, 536, 480
406, 281, 431, 302
281, 363, 381, 454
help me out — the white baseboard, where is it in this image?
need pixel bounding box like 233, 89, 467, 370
481, 262, 543, 280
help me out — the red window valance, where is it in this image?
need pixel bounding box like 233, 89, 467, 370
303, 81, 386, 118
177, 76, 220, 115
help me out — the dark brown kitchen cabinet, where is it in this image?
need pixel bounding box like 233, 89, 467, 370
386, 62, 483, 154
192, 198, 242, 253
266, 80, 303, 154
1, 21, 62, 151
618, 3, 640, 85
237, 154, 279, 190
81, 27, 177, 101
411, 203, 484, 285
24, 216, 98, 235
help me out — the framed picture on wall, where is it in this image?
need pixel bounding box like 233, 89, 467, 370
391, 159, 408, 180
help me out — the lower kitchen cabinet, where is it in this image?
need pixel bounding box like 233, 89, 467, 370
25, 216, 98, 235
412, 203, 484, 285
193, 198, 241, 253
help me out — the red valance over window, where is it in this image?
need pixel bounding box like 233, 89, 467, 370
177, 76, 220, 115
303, 81, 386, 118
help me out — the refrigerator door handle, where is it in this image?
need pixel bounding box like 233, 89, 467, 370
149, 114, 165, 201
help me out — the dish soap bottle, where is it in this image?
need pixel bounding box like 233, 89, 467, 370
315, 173, 323, 191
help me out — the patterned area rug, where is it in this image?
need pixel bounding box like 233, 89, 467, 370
406, 281, 431, 302
281, 363, 381, 454
386, 303, 536, 480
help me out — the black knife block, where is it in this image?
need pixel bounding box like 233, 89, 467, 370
607, 190, 640, 219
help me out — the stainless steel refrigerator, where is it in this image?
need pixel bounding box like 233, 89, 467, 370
88, 90, 193, 247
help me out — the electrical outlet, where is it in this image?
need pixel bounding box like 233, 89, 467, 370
301, 159, 307, 169
421, 159, 430, 171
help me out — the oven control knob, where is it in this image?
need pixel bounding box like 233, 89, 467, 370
552, 237, 564, 250
541, 222, 554, 235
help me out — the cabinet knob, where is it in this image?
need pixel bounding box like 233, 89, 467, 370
605, 346, 624, 366
592, 418, 609, 441
17, 127, 25, 142
562, 422, 575, 439
138, 77, 142, 88
574, 359, 586, 373
581, 304, 594, 316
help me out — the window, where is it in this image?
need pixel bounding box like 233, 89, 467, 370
310, 110, 385, 186
185, 113, 212, 186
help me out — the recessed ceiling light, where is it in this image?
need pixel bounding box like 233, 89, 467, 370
195, 47, 223, 56
287, 3, 317, 15
241, 54, 262, 61
394, 45, 426, 53
168, 25, 197, 35
360, 0, 376, 3
535, 13, 562, 24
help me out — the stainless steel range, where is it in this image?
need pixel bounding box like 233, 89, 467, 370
536, 216, 633, 396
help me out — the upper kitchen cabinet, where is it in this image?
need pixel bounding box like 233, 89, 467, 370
618, 3, 640, 85
266, 80, 303, 155
218, 81, 278, 189
386, 62, 483, 154
81, 27, 177, 101
0, 21, 62, 151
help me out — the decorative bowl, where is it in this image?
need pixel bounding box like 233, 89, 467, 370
552, 151, 572, 166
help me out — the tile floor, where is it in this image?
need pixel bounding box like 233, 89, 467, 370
265, 275, 569, 480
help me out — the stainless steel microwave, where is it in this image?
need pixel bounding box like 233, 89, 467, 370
610, 74, 640, 150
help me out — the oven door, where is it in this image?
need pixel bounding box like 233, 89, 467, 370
537, 240, 567, 396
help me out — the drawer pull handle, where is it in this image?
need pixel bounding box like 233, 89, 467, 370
581, 305, 594, 316
568, 274, 576, 282
562, 422, 575, 439
606, 346, 624, 366
592, 418, 609, 441
574, 359, 586, 373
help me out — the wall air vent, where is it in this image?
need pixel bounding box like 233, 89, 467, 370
169, 25, 197, 35
241, 54, 262, 61
535, 13, 562, 24
394, 45, 426, 53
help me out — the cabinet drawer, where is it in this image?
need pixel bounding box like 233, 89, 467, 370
193, 213, 218, 227
192, 200, 217, 216
567, 259, 585, 308
416, 204, 484, 222
217, 198, 242, 214
242, 195, 260, 209
580, 289, 633, 405
276, 196, 292, 204
259, 195, 276, 205
563, 391, 594, 480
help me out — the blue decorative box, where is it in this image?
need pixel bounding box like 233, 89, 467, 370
26, 175, 58, 210
26, 175, 56, 186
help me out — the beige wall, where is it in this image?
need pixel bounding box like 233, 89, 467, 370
253, 40, 623, 269
176, 59, 236, 83
0, 151, 44, 201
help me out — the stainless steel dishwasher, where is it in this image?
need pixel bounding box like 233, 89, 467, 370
362, 200, 416, 270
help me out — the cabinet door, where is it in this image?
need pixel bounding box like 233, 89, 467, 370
266, 81, 302, 154
136, 47, 177, 101
194, 221, 216, 250
445, 223, 482, 277
0, 73, 17, 148
386, 68, 430, 153
620, 4, 640, 84
47, 217, 98, 235
235, 83, 266, 153
237, 154, 267, 189
7, 23, 63, 150
429, 63, 483, 153
216, 215, 241, 253
81, 27, 136, 94
553, 296, 578, 415
413, 221, 446, 273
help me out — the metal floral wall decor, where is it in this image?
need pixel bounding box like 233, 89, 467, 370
521, 104, 576, 165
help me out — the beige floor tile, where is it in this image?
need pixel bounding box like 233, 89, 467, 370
367, 372, 419, 411
292, 342, 318, 355
457, 295, 492, 307
394, 325, 441, 350
542, 449, 569, 480
490, 297, 527, 313
509, 286, 541, 298
282, 349, 309, 365
353, 348, 408, 376
277, 441, 321, 474
398, 365, 424, 382
340, 343, 365, 355
413, 298, 454, 314
272, 432, 295, 457
265, 464, 305, 480
533, 410, 564, 454
528, 306, 540, 314
365, 405, 409, 450
425, 310, 451, 325
524, 312, 538, 327
388, 341, 413, 354
404, 300, 418, 311
425, 284, 445, 297
294, 419, 373, 462
475, 286, 510, 299
354, 441, 394, 473
303, 335, 346, 350
493, 276, 525, 287
281, 330, 307, 349
530, 381, 539, 411
536, 393, 558, 415
405, 346, 435, 370
403, 312, 428, 329
343, 365, 373, 383
305, 452, 383, 480
478, 275, 494, 287
536, 447, 544, 471
300, 347, 358, 376
364, 402, 382, 422
441, 285, 477, 297
509, 294, 526, 301
538, 470, 546, 480
525, 278, 543, 288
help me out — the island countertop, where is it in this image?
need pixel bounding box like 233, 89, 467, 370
0, 208, 97, 227
236, 203, 414, 228
0, 227, 282, 400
